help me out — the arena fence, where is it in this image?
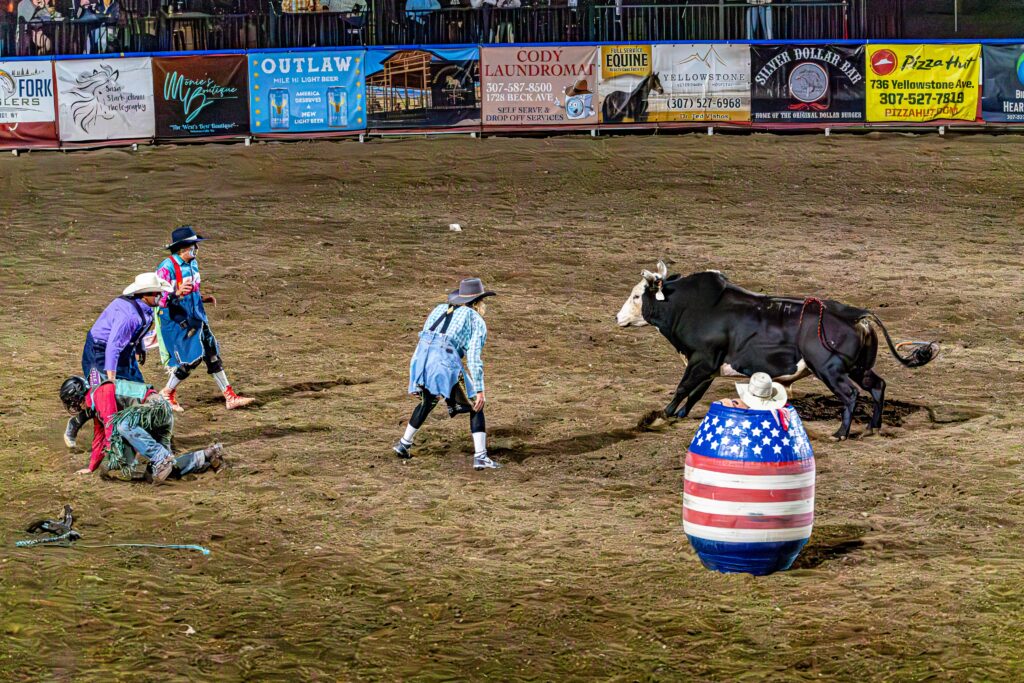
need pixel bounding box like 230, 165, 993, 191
0, 39, 1020, 150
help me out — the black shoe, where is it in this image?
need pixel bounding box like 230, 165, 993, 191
392, 440, 412, 459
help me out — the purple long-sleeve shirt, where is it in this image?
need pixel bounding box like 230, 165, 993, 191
88, 297, 153, 372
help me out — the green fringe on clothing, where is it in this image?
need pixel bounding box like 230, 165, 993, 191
103, 398, 174, 480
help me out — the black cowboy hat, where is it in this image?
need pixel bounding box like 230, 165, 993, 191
164, 225, 206, 251
448, 278, 496, 306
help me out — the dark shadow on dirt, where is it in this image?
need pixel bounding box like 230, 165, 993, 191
186, 378, 372, 408
174, 424, 331, 450
790, 394, 926, 427
490, 427, 642, 464
790, 523, 869, 569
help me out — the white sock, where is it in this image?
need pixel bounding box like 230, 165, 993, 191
164, 374, 182, 391
472, 432, 487, 457
402, 425, 418, 446
213, 371, 230, 393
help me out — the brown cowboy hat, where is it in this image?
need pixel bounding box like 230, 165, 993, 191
564, 79, 592, 96
448, 278, 496, 306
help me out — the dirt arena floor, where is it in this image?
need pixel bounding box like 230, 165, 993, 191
1, 132, 1022, 681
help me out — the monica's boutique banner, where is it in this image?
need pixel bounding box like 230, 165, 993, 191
981, 44, 1024, 123
0, 60, 57, 147
56, 57, 155, 142
153, 55, 249, 139
865, 43, 981, 122
751, 44, 865, 123
481, 46, 599, 127
366, 47, 480, 130
248, 50, 365, 134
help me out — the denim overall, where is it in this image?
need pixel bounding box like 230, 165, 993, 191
407, 307, 474, 400
81, 296, 150, 385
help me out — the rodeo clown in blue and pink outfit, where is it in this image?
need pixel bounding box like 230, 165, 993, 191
394, 278, 499, 471
154, 226, 255, 412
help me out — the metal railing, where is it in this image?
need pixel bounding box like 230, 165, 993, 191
271, 8, 366, 48
377, 6, 580, 46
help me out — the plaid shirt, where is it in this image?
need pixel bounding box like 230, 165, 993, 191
423, 304, 488, 393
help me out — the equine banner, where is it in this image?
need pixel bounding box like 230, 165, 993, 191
247, 50, 365, 135
865, 44, 981, 122
634, 44, 750, 124
751, 45, 865, 124
0, 60, 58, 147
366, 47, 480, 130
980, 44, 1024, 123
481, 46, 599, 127
56, 57, 155, 142
153, 55, 249, 139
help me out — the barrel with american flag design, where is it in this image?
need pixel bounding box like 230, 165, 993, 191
683, 402, 815, 575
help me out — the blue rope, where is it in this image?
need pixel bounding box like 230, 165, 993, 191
14, 538, 210, 555
14, 531, 77, 547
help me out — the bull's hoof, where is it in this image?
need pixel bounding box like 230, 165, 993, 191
863, 427, 881, 438
830, 432, 849, 442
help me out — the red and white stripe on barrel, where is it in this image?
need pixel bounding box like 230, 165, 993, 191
683, 402, 815, 575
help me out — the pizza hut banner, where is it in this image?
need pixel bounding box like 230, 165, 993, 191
56, 57, 155, 142
153, 55, 249, 139
981, 44, 1024, 123
865, 44, 981, 123
751, 45, 865, 124
481, 46, 599, 127
0, 60, 58, 147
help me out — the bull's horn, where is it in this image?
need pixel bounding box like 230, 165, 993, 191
641, 269, 658, 282
657, 260, 668, 278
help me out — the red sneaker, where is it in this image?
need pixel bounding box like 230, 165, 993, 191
161, 387, 184, 413
223, 386, 255, 410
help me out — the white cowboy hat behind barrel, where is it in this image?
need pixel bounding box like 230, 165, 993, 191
736, 372, 788, 411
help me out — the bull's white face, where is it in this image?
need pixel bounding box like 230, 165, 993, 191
616, 280, 649, 327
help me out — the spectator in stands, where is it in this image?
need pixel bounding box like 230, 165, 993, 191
746, 0, 772, 40
405, 0, 439, 43
470, 0, 519, 44
76, 0, 119, 53
17, 0, 60, 55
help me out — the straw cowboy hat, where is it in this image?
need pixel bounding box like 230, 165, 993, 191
123, 272, 174, 297
448, 278, 496, 306
736, 372, 788, 411
164, 225, 206, 251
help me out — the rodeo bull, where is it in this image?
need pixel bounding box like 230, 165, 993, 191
616, 262, 939, 440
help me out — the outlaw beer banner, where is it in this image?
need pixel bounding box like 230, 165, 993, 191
865, 44, 981, 122
642, 44, 750, 123
248, 49, 365, 135
751, 44, 865, 123
153, 55, 249, 139
481, 46, 599, 127
981, 44, 1024, 123
0, 60, 57, 147
56, 57, 155, 142
365, 47, 480, 130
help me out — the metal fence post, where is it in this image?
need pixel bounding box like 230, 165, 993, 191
718, 0, 725, 39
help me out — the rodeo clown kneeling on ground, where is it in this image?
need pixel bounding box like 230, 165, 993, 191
154, 225, 254, 413
60, 376, 225, 484
394, 278, 499, 471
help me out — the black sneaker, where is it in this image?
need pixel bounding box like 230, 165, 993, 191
392, 440, 412, 459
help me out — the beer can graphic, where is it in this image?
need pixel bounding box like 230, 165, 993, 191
269, 89, 289, 130
327, 87, 347, 128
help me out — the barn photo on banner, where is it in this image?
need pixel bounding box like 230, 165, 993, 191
56, 57, 155, 143
365, 47, 480, 130
981, 44, 1024, 123
601, 43, 751, 125
248, 49, 365, 135
153, 55, 249, 139
751, 44, 865, 124
481, 46, 599, 128
865, 44, 981, 122
0, 59, 58, 148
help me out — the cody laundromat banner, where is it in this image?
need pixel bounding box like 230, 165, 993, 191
247, 50, 365, 135
0, 60, 57, 147
865, 44, 981, 122
481, 46, 599, 127
366, 47, 480, 130
153, 55, 249, 139
751, 44, 865, 123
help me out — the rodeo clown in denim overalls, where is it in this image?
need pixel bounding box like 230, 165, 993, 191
393, 278, 499, 470
154, 226, 255, 412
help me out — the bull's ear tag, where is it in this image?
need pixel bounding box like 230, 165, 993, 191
655, 282, 665, 301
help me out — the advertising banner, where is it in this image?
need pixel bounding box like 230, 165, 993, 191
248, 50, 365, 135
598, 44, 750, 124
981, 44, 1024, 123
865, 44, 981, 122
481, 46, 599, 127
56, 57, 155, 142
153, 55, 249, 139
366, 47, 480, 129
0, 60, 58, 146
751, 44, 865, 123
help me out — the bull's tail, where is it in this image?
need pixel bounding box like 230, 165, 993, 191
865, 314, 939, 368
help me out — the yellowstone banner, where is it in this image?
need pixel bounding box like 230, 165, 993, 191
646, 44, 750, 123
865, 44, 981, 122
0, 60, 57, 147
981, 44, 1024, 123
481, 46, 599, 127
366, 47, 480, 130
56, 57, 155, 142
751, 45, 865, 124
248, 50, 365, 135
153, 55, 249, 139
